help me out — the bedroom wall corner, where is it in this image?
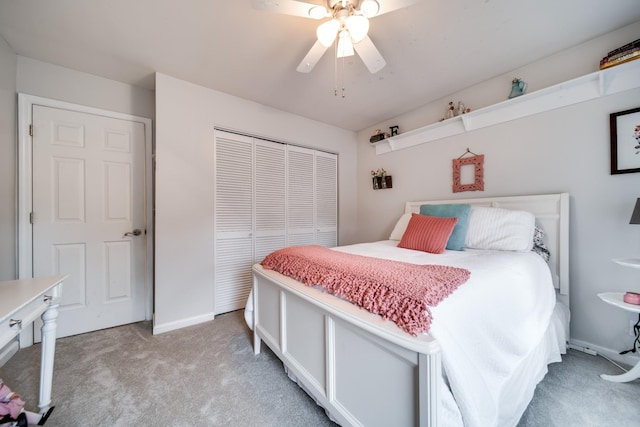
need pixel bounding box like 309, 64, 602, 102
0, 35, 17, 281
16, 56, 155, 120
153, 72, 358, 334
354, 20, 640, 363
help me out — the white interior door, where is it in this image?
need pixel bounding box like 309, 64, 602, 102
31, 105, 147, 337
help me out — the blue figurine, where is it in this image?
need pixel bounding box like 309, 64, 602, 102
508, 78, 527, 99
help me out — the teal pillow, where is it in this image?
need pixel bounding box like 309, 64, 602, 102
419, 204, 471, 251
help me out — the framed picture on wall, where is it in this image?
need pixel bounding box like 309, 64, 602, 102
452, 153, 484, 193
610, 107, 640, 174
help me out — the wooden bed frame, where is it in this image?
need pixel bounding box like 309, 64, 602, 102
251, 193, 569, 426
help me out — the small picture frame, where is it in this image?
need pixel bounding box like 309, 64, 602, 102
452, 154, 484, 193
610, 107, 640, 174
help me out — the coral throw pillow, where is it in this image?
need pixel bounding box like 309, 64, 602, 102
398, 213, 458, 254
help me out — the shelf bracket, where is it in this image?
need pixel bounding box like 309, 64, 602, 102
598, 71, 606, 96
461, 115, 471, 131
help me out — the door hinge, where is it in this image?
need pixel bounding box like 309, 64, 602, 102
29, 124, 33, 137
29, 212, 34, 224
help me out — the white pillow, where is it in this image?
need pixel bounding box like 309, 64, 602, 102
465, 207, 535, 252
389, 213, 412, 240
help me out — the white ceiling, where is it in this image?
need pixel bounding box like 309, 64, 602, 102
0, 0, 639, 131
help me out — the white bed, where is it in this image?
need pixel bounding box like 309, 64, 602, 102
247, 193, 570, 427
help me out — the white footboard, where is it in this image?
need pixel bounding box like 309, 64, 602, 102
252, 265, 442, 427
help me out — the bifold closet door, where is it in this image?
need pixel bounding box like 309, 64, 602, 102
254, 139, 286, 262
214, 131, 287, 314
214, 130, 336, 315
315, 150, 338, 247
214, 131, 254, 314
287, 145, 315, 246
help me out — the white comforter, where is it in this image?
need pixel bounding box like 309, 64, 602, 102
246, 240, 568, 427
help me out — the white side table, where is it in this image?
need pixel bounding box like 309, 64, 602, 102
597, 291, 640, 382
612, 258, 640, 269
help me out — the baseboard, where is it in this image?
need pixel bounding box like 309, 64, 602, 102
152, 312, 216, 335
567, 342, 597, 356
570, 338, 640, 368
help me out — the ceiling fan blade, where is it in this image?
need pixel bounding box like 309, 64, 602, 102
375, 0, 420, 16
353, 35, 386, 73
296, 40, 330, 73
251, 0, 325, 19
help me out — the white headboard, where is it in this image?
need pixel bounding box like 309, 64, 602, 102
405, 193, 569, 305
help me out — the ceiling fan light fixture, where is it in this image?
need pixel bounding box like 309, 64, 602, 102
317, 19, 340, 47
337, 30, 354, 58
308, 5, 327, 19
360, 0, 380, 18
345, 15, 369, 43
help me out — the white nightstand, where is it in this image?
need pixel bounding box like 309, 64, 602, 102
598, 259, 640, 382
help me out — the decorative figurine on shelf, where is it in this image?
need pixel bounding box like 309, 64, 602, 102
445, 101, 455, 119
441, 101, 470, 121
0, 380, 54, 426
390, 125, 399, 136
370, 129, 386, 143
508, 78, 527, 99
456, 101, 471, 116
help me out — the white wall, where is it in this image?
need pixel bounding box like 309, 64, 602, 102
355, 21, 640, 364
17, 57, 155, 119
0, 36, 17, 280
154, 73, 358, 333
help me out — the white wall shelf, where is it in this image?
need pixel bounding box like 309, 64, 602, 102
372, 59, 640, 155
613, 258, 640, 269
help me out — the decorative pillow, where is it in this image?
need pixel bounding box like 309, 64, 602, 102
532, 225, 550, 262
465, 206, 535, 252
389, 213, 412, 240
419, 203, 471, 251
398, 213, 458, 254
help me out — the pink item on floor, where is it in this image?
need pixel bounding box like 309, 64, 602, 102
0, 381, 25, 419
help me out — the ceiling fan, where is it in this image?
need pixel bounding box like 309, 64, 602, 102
251, 0, 419, 74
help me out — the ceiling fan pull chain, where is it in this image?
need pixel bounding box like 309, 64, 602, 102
341, 55, 346, 98
334, 38, 338, 96
331, 34, 347, 98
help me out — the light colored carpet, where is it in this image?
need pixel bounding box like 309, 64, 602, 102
518, 347, 640, 426
0, 311, 335, 426
1, 310, 639, 426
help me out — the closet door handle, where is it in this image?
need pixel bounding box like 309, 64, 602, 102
124, 229, 142, 237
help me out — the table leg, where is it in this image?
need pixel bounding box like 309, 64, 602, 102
38, 303, 59, 413
600, 360, 640, 382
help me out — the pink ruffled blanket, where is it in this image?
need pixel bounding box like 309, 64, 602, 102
261, 245, 470, 336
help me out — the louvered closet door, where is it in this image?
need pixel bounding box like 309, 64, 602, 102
254, 139, 286, 262
214, 131, 254, 314
287, 145, 315, 246
315, 151, 338, 247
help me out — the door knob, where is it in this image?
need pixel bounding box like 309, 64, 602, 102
124, 229, 142, 237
